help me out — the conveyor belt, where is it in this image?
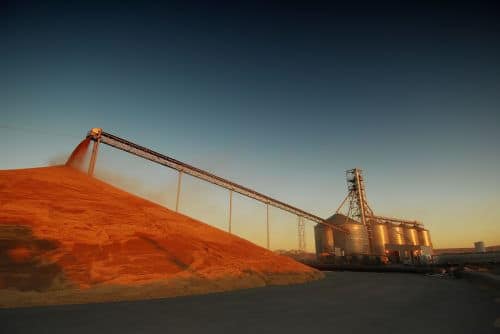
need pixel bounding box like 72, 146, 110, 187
89, 129, 347, 232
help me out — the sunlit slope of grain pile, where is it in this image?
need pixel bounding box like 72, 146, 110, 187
0, 166, 322, 307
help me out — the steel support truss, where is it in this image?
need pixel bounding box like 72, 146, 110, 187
86, 129, 348, 236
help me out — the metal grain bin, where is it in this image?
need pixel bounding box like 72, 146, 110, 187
388, 224, 405, 245
371, 222, 389, 255
326, 214, 370, 255
344, 223, 370, 255
314, 224, 334, 254
404, 226, 419, 246
418, 228, 432, 247
474, 241, 485, 253
333, 223, 369, 255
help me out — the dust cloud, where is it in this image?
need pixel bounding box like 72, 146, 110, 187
66, 138, 90, 170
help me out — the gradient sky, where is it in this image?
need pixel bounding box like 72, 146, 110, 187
1, 1, 499, 249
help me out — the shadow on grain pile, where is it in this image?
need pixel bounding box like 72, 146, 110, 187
0, 225, 65, 292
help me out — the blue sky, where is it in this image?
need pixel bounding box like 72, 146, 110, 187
1, 1, 499, 248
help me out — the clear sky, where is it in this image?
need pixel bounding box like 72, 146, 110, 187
1, 1, 499, 249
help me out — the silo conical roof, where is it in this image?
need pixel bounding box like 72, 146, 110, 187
325, 213, 360, 225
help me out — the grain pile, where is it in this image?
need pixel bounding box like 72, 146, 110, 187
0, 166, 322, 307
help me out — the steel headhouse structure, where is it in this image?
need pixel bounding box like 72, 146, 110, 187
315, 168, 433, 264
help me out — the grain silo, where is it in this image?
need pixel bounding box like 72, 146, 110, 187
417, 228, 432, 247
314, 224, 334, 255
371, 222, 389, 255
404, 225, 419, 246
474, 241, 486, 253
326, 214, 370, 255
388, 224, 405, 246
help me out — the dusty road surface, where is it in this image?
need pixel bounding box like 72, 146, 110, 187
2, 272, 499, 334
